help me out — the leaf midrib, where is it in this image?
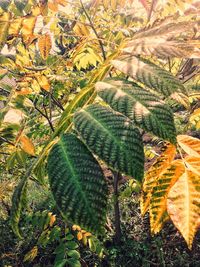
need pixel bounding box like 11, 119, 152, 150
59, 136, 94, 220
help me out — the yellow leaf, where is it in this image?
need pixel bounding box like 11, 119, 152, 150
171, 92, 190, 109
190, 108, 200, 129
73, 23, 90, 36
141, 143, 176, 215
0, 12, 10, 49
167, 170, 200, 249
23, 246, 38, 262
9, 18, 23, 36
185, 156, 200, 176
72, 224, 81, 231
36, 75, 50, 91
21, 16, 36, 44
19, 135, 35, 156
38, 33, 52, 60
83, 232, 92, 238
177, 135, 200, 158
150, 160, 185, 234
31, 79, 41, 93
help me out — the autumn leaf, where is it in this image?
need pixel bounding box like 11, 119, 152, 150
38, 33, 52, 60
36, 75, 50, 91
177, 135, 200, 158
0, 12, 11, 49
141, 143, 176, 215
185, 156, 200, 176
150, 160, 185, 234
23, 246, 38, 262
21, 16, 36, 44
19, 135, 35, 156
73, 23, 90, 36
167, 169, 200, 249
16, 88, 33, 95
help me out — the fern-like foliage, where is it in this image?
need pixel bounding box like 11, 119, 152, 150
96, 79, 176, 144
123, 38, 199, 59
111, 57, 185, 97
74, 104, 144, 181
47, 133, 108, 234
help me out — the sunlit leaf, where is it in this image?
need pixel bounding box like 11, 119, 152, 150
36, 75, 50, 91
38, 33, 52, 60
141, 143, 176, 215
177, 135, 200, 158
167, 169, 200, 249
150, 160, 185, 234
19, 135, 35, 156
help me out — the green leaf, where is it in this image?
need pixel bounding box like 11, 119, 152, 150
96, 79, 176, 144
67, 250, 80, 259
10, 176, 28, 238
65, 234, 74, 241
66, 241, 79, 250
66, 258, 81, 267
111, 57, 185, 97
54, 259, 68, 267
47, 133, 108, 234
74, 104, 144, 181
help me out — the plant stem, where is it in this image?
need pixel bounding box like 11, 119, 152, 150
113, 171, 122, 244
80, 0, 106, 61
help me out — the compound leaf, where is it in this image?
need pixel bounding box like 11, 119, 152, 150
74, 104, 144, 181
47, 133, 108, 234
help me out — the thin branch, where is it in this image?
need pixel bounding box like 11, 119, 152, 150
147, 0, 157, 23
80, 0, 107, 61
112, 171, 122, 244
33, 100, 54, 132
0, 137, 15, 146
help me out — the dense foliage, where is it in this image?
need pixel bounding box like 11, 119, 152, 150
0, 0, 200, 266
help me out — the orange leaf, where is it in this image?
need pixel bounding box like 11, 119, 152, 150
19, 135, 35, 156
38, 33, 52, 60
77, 231, 83, 240
49, 214, 56, 227
16, 87, 33, 95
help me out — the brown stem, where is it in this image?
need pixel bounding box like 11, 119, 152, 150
80, 0, 106, 61
112, 171, 122, 244
33, 100, 54, 132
